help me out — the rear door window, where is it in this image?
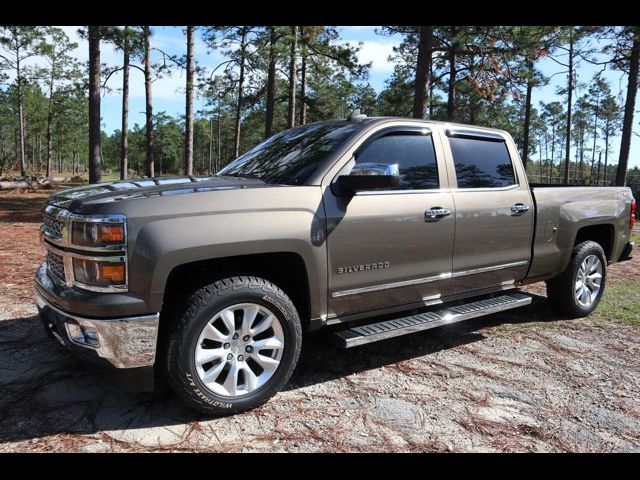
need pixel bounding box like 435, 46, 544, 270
448, 136, 516, 188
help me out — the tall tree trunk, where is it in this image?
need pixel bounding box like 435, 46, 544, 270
234, 31, 247, 159
88, 25, 102, 184
265, 27, 277, 138
446, 26, 458, 121
184, 25, 195, 175
579, 127, 585, 183
563, 30, 574, 184
120, 27, 129, 180
550, 125, 556, 182
590, 91, 600, 183
287, 26, 298, 128
37, 134, 42, 171
429, 60, 435, 118
16, 58, 27, 177
596, 150, 602, 185
615, 27, 640, 186
217, 98, 222, 171
46, 73, 54, 178
209, 116, 213, 174
521, 59, 534, 168
604, 120, 610, 184
299, 26, 307, 126
299, 52, 307, 125
412, 26, 433, 119
143, 26, 154, 177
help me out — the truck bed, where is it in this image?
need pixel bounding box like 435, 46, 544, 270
525, 185, 633, 283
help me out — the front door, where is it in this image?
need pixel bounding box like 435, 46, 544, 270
324, 126, 455, 319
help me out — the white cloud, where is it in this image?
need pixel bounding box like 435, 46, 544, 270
339, 39, 398, 75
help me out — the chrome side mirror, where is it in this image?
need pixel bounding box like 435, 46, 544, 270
332, 162, 400, 196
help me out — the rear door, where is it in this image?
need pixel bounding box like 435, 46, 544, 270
443, 128, 534, 294
323, 124, 455, 319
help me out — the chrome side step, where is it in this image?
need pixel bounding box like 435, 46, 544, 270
332, 292, 532, 348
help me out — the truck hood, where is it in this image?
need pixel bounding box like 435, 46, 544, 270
47, 175, 269, 212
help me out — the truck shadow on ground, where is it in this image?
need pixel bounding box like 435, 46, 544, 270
0, 293, 567, 445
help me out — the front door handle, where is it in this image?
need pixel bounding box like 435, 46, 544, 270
511, 203, 530, 215
425, 207, 453, 222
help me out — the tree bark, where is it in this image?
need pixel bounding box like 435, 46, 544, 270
15, 53, 27, 177
265, 27, 277, 138
233, 30, 247, 159
120, 27, 129, 180
88, 25, 102, 184
299, 27, 307, 126
615, 27, 639, 186
412, 26, 433, 119
299, 53, 307, 125
46, 72, 54, 178
209, 116, 213, 174
287, 26, 297, 128
143, 26, 154, 177
446, 26, 458, 121
604, 119, 610, 184
579, 126, 585, 183
217, 97, 222, 171
563, 30, 574, 184
550, 124, 556, 183
429, 60, 435, 118
521, 59, 534, 168
590, 91, 600, 183
184, 25, 195, 175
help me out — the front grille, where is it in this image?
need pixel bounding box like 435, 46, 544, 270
47, 251, 66, 282
44, 213, 64, 239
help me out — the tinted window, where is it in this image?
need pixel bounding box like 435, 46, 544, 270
218, 122, 361, 185
350, 133, 439, 190
449, 137, 516, 188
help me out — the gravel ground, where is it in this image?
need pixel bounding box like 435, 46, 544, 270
1, 189, 639, 452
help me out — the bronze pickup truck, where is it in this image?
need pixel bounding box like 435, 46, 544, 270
35, 114, 636, 414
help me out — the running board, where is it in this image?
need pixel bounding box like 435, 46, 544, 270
332, 292, 532, 348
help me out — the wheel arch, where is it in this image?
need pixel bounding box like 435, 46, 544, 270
160, 252, 313, 333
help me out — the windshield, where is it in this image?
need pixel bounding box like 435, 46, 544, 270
217, 122, 361, 185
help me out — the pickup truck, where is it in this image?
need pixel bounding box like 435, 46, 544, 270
35, 114, 636, 415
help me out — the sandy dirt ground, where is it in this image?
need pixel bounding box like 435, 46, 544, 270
0, 189, 639, 452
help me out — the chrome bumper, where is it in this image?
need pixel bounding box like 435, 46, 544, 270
35, 290, 159, 369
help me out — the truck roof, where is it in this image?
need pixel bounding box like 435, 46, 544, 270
352, 116, 510, 136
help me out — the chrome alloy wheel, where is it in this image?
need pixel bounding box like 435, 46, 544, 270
574, 254, 603, 308
194, 303, 285, 398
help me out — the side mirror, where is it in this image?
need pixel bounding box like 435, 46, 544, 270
332, 162, 400, 196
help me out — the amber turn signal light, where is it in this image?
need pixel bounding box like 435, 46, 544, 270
99, 264, 126, 283
99, 225, 125, 243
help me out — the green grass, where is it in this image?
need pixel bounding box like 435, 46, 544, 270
596, 281, 640, 325
631, 232, 640, 245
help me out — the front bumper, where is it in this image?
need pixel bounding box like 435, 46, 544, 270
35, 284, 159, 392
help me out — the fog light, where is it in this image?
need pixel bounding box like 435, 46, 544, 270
66, 323, 100, 348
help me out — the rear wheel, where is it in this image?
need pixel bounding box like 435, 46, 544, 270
165, 276, 302, 415
546, 240, 607, 318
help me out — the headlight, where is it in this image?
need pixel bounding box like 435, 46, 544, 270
73, 258, 127, 288
72, 220, 126, 248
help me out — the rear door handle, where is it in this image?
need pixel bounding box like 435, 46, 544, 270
425, 207, 453, 222
511, 203, 530, 215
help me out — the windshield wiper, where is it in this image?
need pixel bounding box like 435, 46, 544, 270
217, 173, 265, 181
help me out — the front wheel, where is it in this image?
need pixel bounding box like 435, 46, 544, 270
165, 276, 302, 415
546, 240, 607, 318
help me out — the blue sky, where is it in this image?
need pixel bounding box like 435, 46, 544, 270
55, 26, 640, 168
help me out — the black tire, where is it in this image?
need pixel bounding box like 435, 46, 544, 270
546, 240, 607, 318
165, 276, 302, 415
